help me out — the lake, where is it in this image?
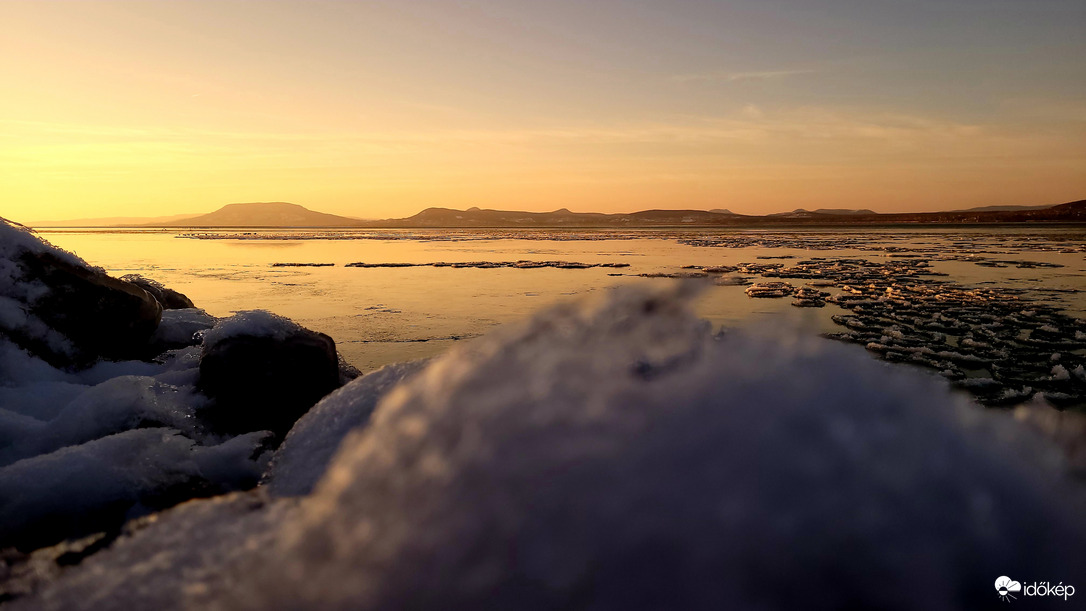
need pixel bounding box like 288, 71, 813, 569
36, 226, 1086, 372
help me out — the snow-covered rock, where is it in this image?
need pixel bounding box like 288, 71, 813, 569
0, 224, 303, 553
198, 310, 342, 437
0, 218, 161, 368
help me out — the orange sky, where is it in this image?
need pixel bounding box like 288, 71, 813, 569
3, 1, 1084, 222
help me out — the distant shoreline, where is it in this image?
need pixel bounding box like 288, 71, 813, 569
30, 221, 1086, 231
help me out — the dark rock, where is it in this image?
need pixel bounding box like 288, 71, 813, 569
198, 328, 341, 438
13, 251, 162, 368
120, 275, 195, 309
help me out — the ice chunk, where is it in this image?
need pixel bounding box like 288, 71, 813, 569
263, 359, 427, 497
152, 308, 217, 347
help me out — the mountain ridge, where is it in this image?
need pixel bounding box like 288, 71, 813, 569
26, 199, 1086, 228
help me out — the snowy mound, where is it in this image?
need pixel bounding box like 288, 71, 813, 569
263, 359, 427, 497
14, 283, 1085, 610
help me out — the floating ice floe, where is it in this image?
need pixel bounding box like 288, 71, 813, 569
744, 281, 794, 298
720, 254, 1086, 408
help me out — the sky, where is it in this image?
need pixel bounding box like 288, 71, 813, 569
2, 0, 1084, 221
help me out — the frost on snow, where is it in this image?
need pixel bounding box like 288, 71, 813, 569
12, 283, 1085, 610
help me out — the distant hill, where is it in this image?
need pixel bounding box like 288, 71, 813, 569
394, 207, 747, 227
949, 204, 1057, 213
155, 202, 365, 227
387, 201, 1085, 227
26, 199, 1086, 229
814, 208, 877, 215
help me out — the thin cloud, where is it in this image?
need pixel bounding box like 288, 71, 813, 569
672, 69, 815, 83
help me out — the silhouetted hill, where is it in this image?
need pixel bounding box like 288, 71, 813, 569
814, 208, 877, 215
157, 202, 365, 227
387, 200, 1085, 227
41, 198, 1085, 229
950, 204, 1057, 213
393, 207, 746, 227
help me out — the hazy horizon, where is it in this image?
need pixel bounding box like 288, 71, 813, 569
4, 0, 1085, 222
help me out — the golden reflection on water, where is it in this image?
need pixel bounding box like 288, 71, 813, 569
36, 228, 1086, 372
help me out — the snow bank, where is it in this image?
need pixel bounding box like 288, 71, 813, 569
0, 428, 269, 550
7, 492, 300, 610
0, 376, 205, 467
243, 283, 1082, 610
13, 283, 1085, 610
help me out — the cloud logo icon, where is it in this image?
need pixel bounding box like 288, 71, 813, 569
996, 576, 1022, 602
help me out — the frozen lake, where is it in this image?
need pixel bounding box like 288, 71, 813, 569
38, 226, 1086, 372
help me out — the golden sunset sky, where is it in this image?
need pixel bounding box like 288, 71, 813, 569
3, 0, 1084, 221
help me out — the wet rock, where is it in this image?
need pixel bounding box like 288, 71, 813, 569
197, 312, 341, 438
120, 275, 195, 310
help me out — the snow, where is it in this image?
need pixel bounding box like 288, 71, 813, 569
0, 223, 279, 552
0, 218, 87, 268
0, 332, 277, 549
0, 376, 205, 467
263, 359, 427, 497
0, 428, 270, 549
9, 492, 300, 611
199, 310, 307, 348
12, 283, 1084, 610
